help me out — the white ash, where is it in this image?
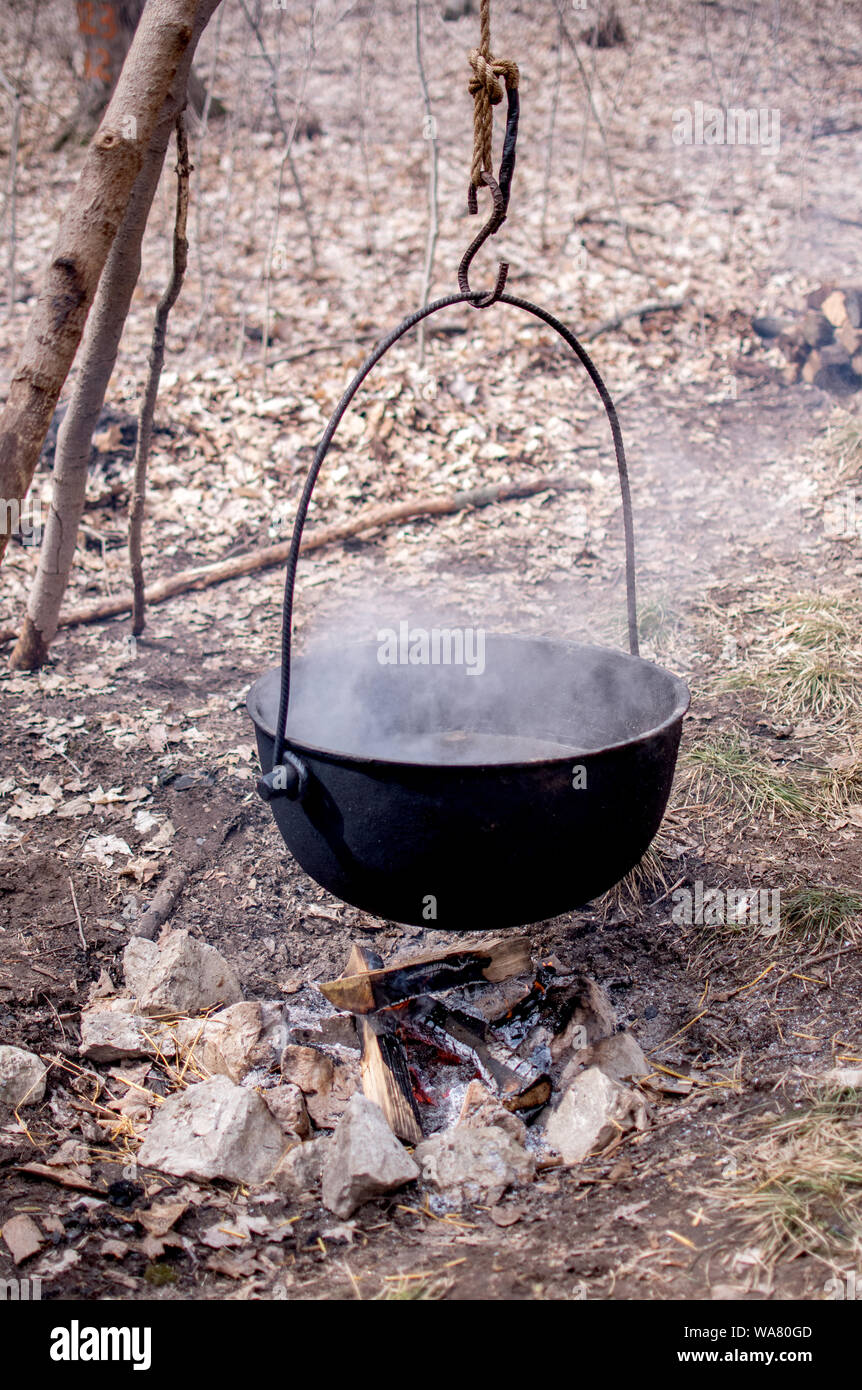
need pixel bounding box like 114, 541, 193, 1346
286, 986, 359, 1052
437, 1079, 471, 1132
425, 1190, 459, 1216
240, 1064, 277, 1091
523, 1123, 550, 1157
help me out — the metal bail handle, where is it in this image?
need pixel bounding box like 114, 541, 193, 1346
269, 293, 640, 777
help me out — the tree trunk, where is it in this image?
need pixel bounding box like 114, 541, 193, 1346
9, 1, 222, 670
56, 3, 221, 150
75, 1, 146, 138
0, 0, 201, 579
11, 138, 175, 669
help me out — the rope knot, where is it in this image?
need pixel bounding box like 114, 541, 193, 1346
467, 50, 520, 190
491, 58, 520, 92
468, 48, 505, 105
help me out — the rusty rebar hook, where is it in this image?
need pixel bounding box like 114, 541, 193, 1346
458, 172, 508, 307
458, 81, 520, 309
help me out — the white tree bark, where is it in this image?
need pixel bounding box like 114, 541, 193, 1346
8, 0, 223, 669
0, 0, 201, 579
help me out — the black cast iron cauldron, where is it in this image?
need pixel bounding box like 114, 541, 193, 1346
246, 292, 690, 930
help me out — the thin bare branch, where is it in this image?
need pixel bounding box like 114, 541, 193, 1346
238, 0, 319, 284
129, 114, 191, 636
555, 0, 646, 276
414, 0, 439, 364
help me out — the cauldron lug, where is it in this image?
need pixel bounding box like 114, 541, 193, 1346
256, 749, 309, 803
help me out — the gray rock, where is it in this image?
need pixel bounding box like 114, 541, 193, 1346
280, 1043, 333, 1094
457, 1080, 527, 1145
273, 1136, 330, 1197
257, 1001, 290, 1058
321, 1095, 419, 1218
561, 1031, 650, 1088
174, 1001, 264, 1082
137, 1076, 287, 1185
123, 938, 159, 994
281, 1043, 360, 1128
47, 1139, 91, 1169
124, 930, 242, 1017
287, 1008, 358, 1051
80, 1009, 176, 1063
544, 1065, 649, 1164
415, 1124, 535, 1205
0, 1045, 47, 1107
263, 1083, 311, 1140
752, 315, 794, 340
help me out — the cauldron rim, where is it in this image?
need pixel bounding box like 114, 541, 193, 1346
246, 634, 691, 770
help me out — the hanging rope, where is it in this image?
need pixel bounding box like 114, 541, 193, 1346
467, 0, 519, 195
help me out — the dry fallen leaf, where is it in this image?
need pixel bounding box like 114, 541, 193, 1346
7, 792, 57, 820
2, 1214, 45, 1265
14, 1163, 101, 1194
147, 724, 169, 753
140, 1231, 185, 1260
200, 1218, 252, 1250
136, 1198, 191, 1238
82, 834, 133, 867
100, 1238, 130, 1260
489, 1204, 525, 1228
205, 1249, 262, 1279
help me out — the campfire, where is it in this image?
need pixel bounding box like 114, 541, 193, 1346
54, 927, 654, 1220
316, 936, 552, 1143
256, 929, 650, 1199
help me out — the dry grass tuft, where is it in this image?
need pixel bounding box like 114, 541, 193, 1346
823, 746, 862, 813
637, 594, 680, 656
827, 419, 862, 483
721, 1086, 862, 1267
781, 886, 862, 951
715, 593, 862, 719
374, 1273, 453, 1300
681, 730, 812, 824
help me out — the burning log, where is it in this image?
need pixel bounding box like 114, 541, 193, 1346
315, 943, 618, 1125
343, 945, 423, 1146
401, 997, 551, 1113
480, 961, 615, 1044
318, 935, 532, 1016
455, 973, 539, 1025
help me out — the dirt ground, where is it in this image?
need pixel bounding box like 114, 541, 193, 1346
1, 0, 861, 1301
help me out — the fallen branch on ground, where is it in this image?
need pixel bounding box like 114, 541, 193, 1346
0, 474, 580, 647
584, 299, 686, 342
133, 814, 239, 941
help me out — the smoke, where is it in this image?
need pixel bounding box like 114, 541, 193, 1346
256, 622, 686, 765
